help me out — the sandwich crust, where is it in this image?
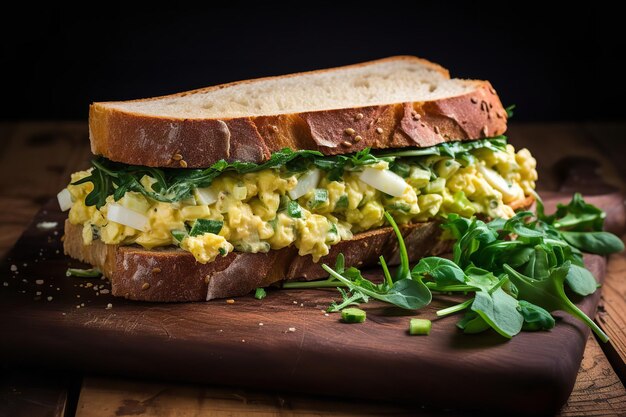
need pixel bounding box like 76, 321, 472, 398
64, 220, 450, 302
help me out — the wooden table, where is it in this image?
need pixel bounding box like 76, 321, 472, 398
0, 122, 625, 416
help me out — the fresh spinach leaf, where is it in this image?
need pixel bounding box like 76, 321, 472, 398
561, 231, 625, 255
517, 300, 555, 331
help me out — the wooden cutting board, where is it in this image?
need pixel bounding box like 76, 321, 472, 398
0, 191, 623, 416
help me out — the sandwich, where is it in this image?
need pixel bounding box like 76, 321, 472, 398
58, 56, 537, 302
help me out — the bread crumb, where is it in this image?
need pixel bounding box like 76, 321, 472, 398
81, 303, 85, 307
35, 279, 44, 285
288, 327, 296, 332
76, 295, 81, 298
106, 303, 113, 310
36, 221, 58, 230
36, 291, 42, 296
141, 283, 150, 290
85, 283, 93, 288
152, 267, 161, 273
226, 299, 235, 304
376, 127, 383, 134
259, 322, 264, 326
76, 305, 81, 309
47, 296, 53, 301
10, 265, 17, 272
2, 282, 7, 287
100, 289, 110, 294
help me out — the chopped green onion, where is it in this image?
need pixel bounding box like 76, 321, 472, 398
409, 318, 432, 335
190, 219, 223, 236
287, 201, 302, 218
254, 287, 267, 300
341, 307, 366, 323
308, 189, 328, 209
171, 229, 187, 243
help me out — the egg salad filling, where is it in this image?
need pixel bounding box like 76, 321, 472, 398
59, 137, 537, 264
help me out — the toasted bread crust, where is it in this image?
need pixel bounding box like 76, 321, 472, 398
89, 57, 507, 168
63, 220, 450, 302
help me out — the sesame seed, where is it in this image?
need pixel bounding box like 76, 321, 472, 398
342, 141, 353, 147
226, 299, 235, 304
355, 113, 364, 120
271, 125, 279, 132
363, 242, 369, 248
344, 128, 356, 136
259, 322, 264, 326
489, 87, 496, 95
354, 135, 362, 142
288, 327, 296, 332
172, 153, 183, 161
141, 283, 150, 290
482, 126, 489, 136
152, 267, 161, 273
434, 126, 441, 135
413, 113, 422, 121
375, 127, 383, 134
179, 160, 188, 168
470, 97, 478, 104
242, 339, 246, 342
324, 313, 330, 317
293, 301, 298, 304
76, 305, 81, 309
106, 303, 113, 310
300, 303, 304, 307
35, 279, 44, 285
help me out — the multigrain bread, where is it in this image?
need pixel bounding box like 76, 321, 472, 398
89, 56, 508, 168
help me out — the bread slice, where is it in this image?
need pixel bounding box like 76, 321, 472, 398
89, 56, 508, 168
63, 220, 449, 302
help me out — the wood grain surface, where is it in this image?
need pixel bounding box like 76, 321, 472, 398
0, 122, 625, 417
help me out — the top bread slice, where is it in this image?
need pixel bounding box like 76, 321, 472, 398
89, 56, 508, 168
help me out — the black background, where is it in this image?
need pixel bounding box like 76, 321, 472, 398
1, 4, 623, 121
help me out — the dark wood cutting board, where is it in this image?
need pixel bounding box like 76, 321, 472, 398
1, 190, 624, 416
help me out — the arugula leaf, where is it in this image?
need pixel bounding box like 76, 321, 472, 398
505, 104, 516, 119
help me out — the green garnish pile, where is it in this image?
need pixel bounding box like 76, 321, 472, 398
74, 137, 507, 208
285, 193, 623, 340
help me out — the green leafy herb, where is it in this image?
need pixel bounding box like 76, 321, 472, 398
287, 200, 303, 218
189, 219, 223, 236
517, 300, 555, 331
307, 189, 328, 209
504, 263, 608, 342
335, 195, 349, 209
254, 287, 267, 300
75, 138, 510, 209
66, 267, 102, 278
505, 104, 516, 118
560, 231, 624, 255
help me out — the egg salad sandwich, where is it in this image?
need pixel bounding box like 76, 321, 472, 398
58, 56, 537, 302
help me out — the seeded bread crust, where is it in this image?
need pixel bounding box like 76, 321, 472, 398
89, 57, 507, 168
